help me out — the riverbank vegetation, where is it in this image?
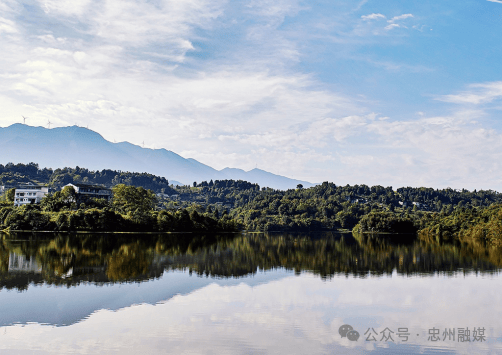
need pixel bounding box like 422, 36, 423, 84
418, 204, 502, 247
0, 184, 237, 232
1, 163, 502, 244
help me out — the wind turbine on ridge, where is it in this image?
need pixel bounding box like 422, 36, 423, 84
22, 116, 27, 125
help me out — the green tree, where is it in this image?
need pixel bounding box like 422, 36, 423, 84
1, 188, 15, 204
112, 184, 157, 214
41, 186, 77, 212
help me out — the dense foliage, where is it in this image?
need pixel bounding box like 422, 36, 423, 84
419, 204, 502, 247
0, 162, 175, 193
352, 212, 417, 234
2, 163, 502, 239
224, 182, 502, 233
0, 184, 237, 233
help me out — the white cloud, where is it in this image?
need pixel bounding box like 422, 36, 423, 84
240, 0, 308, 66
0, 17, 18, 34
1, 1, 502, 190
487, 0, 502, 3
42, 0, 93, 16
384, 23, 401, 30
361, 13, 386, 21
0, 1, 21, 39
4, 37, 502, 189
388, 14, 414, 23
36, 0, 227, 63
246, 0, 305, 21
382, 13, 414, 30
436, 82, 502, 105
357, 12, 416, 35
357, 109, 502, 189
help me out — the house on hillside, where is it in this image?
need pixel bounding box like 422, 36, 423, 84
65, 183, 112, 202
13, 184, 49, 207
346, 196, 367, 204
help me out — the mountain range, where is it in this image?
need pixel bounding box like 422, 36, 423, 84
0, 124, 313, 190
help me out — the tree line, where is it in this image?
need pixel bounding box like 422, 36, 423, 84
2, 163, 502, 242
0, 163, 175, 194
0, 184, 237, 232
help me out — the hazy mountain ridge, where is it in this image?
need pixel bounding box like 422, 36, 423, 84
0, 124, 313, 190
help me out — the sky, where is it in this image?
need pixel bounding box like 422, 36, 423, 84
1, 0, 502, 190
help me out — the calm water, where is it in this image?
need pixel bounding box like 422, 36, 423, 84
0, 231, 501, 354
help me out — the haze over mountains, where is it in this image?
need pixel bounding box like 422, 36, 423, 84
0, 124, 313, 190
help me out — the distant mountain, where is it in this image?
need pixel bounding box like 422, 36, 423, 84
0, 124, 313, 190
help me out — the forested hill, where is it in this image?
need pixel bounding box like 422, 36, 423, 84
3, 162, 502, 236
226, 182, 502, 232
0, 163, 176, 194
2, 163, 502, 209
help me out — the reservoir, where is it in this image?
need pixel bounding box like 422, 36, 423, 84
0, 232, 501, 354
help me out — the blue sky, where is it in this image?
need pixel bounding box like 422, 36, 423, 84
1, 0, 502, 190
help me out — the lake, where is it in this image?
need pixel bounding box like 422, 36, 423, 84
0, 231, 501, 354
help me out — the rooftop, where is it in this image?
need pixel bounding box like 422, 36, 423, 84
67, 183, 110, 190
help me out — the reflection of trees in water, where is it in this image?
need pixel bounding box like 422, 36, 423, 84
0, 231, 501, 291
0, 232, 236, 290
180, 233, 502, 279
107, 243, 151, 281
0, 243, 9, 273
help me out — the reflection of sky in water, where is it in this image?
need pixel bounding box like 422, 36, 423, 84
0, 270, 501, 354
0, 269, 291, 327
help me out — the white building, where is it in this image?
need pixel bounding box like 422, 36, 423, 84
14, 184, 49, 207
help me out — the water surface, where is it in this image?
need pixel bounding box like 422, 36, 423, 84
0, 232, 501, 354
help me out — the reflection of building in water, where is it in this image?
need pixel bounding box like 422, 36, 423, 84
8, 253, 42, 273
